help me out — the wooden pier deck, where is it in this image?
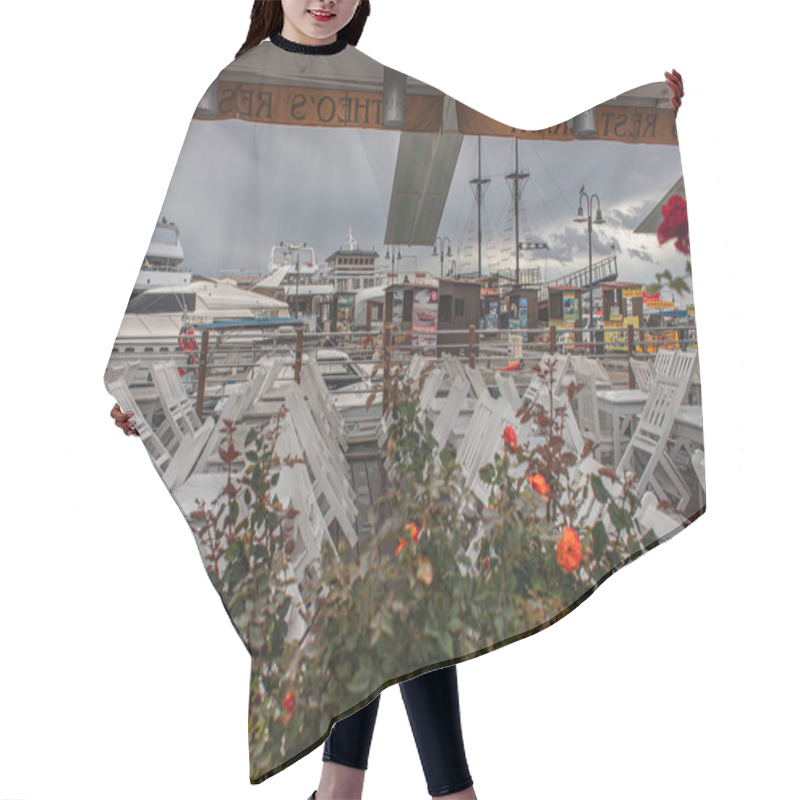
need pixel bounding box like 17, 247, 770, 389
328, 447, 397, 566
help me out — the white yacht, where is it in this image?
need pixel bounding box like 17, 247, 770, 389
111, 278, 293, 356
133, 216, 193, 295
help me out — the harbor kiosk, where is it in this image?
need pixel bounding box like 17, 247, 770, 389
601, 281, 643, 351
384, 278, 481, 355
546, 285, 584, 349
437, 278, 481, 355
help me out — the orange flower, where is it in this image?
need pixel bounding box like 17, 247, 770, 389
283, 691, 295, 714
482, 556, 490, 571
395, 537, 407, 555
502, 425, 517, 449
556, 526, 582, 573
405, 522, 420, 542
529, 473, 551, 496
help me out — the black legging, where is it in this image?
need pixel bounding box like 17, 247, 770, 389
323, 664, 473, 797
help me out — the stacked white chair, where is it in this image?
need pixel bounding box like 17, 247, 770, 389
572, 363, 614, 464
629, 357, 654, 392
194, 356, 283, 473
465, 364, 488, 398
616, 364, 695, 512
431, 375, 470, 448
151, 360, 204, 441
283, 381, 359, 549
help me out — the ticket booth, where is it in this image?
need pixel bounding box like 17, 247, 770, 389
384, 279, 481, 355
437, 278, 481, 356
547, 285, 584, 350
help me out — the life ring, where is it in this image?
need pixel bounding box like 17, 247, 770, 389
179, 327, 197, 352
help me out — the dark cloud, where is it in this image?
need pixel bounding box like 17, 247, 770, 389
626, 247, 655, 264
158, 112, 685, 287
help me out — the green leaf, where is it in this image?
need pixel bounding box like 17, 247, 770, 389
440, 630, 454, 658
250, 626, 265, 649
592, 519, 609, 561
225, 559, 248, 591
225, 540, 242, 561
345, 667, 372, 695
641, 527, 658, 548
479, 464, 495, 484
590, 474, 610, 504
607, 500, 627, 531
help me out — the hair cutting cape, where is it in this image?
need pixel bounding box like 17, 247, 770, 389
103, 33, 705, 784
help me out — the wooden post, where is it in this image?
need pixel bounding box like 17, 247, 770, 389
294, 327, 304, 384
627, 324, 635, 389
195, 329, 210, 419
549, 324, 556, 354
382, 320, 392, 414
468, 325, 476, 369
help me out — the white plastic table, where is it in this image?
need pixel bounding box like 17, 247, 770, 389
596, 388, 649, 467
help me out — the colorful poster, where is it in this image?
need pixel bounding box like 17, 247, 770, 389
411, 286, 438, 351
563, 293, 577, 323
486, 300, 499, 331
604, 315, 640, 352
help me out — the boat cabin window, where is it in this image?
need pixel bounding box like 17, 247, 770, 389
126, 292, 197, 313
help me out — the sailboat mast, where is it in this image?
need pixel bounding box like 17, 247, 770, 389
505, 138, 529, 287
469, 136, 491, 278
515, 137, 520, 286
478, 138, 483, 278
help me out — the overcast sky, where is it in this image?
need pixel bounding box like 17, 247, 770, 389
154, 114, 690, 301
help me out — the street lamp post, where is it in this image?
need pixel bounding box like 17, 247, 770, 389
432, 236, 452, 279
574, 188, 606, 351
385, 245, 418, 283
385, 244, 403, 284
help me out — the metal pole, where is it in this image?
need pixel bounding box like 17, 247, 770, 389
469, 325, 476, 369
294, 328, 303, 384
627, 324, 635, 388
382, 319, 392, 414
195, 329, 209, 419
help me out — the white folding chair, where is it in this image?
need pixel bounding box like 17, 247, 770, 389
495, 371, 522, 413
432, 375, 470, 448
617, 371, 693, 511
465, 365, 488, 398
572, 364, 614, 463
107, 378, 172, 473
629, 357, 654, 392
151, 360, 204, 441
